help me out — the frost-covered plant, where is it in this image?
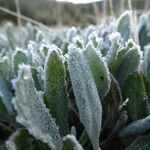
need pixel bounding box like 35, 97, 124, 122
0, 11, 150, 150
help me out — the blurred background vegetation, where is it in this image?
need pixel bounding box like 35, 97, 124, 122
0, 0, 149, 27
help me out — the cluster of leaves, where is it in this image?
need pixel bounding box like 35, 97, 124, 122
0, 11, 150, 150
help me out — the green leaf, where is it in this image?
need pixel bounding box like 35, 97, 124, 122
109, 39, 136, 75
6, 129, 31, 150
116, 45, 141, 86
13, 49, 27, 75
117, 11, 132, 41
62, 42, 69, 54
12, 64, 62, 150
63, 135, 83, 150
6, 129, 50, 150
108, 47, 126, 75
31, 67, 42, 91
44, 49, 69, 136
106, 32, 121, 68
119, 116, 150, 137
84, 44, 111, 100
79, 129, 88, 146
122, 72, 150, 121
127, 133, 150, 150
142, 75, 150, 101
68, 45, 102, 150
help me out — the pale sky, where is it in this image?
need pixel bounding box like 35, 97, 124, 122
57, 0, 103, 4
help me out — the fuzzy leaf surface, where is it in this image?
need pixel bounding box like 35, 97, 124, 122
117, 11, 132, 41
68, 45, 102, 150
12, 65, 62, 150
44, 49, 69, 136
84, 44, 111, 100
116, 46, 141, 86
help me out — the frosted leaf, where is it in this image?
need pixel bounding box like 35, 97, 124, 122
68, 45, 102, 150
12, 64, 62, 150
27, 41, 43, 66
26, 23, 38, 41
44, 49, 69, 136
84, 44, 111, 99
108, 32, 121, 43
144, 45, 150, 78
116, 45, 142, 86
5, 22, 17, 50
72, 35, 84, 48
6, 129, 48, 150
0, 58, 13, 114
138, 12, 150, 50
36, 30, 44, 42
106, 32, 122, 67
83, 25, 95, 44
0, 32, 9, 49
63, 135, 83, 150
0, 56, 12, 81
88, 31, 101, 48
97, 38, 110, 56
6, 129, 20, 150
67, 27, 77, 42
40, 43, 50, 56
53, 36, 64, 48
48, 44, 62, 55
125, 39, 135, 50
119, 116, 150, 137
22, 68, 30, 80
117, 11, 132, 42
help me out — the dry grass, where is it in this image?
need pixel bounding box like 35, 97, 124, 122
14, 0, 22, 27
108, 0, 114, 16
0, 6, 50, 31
